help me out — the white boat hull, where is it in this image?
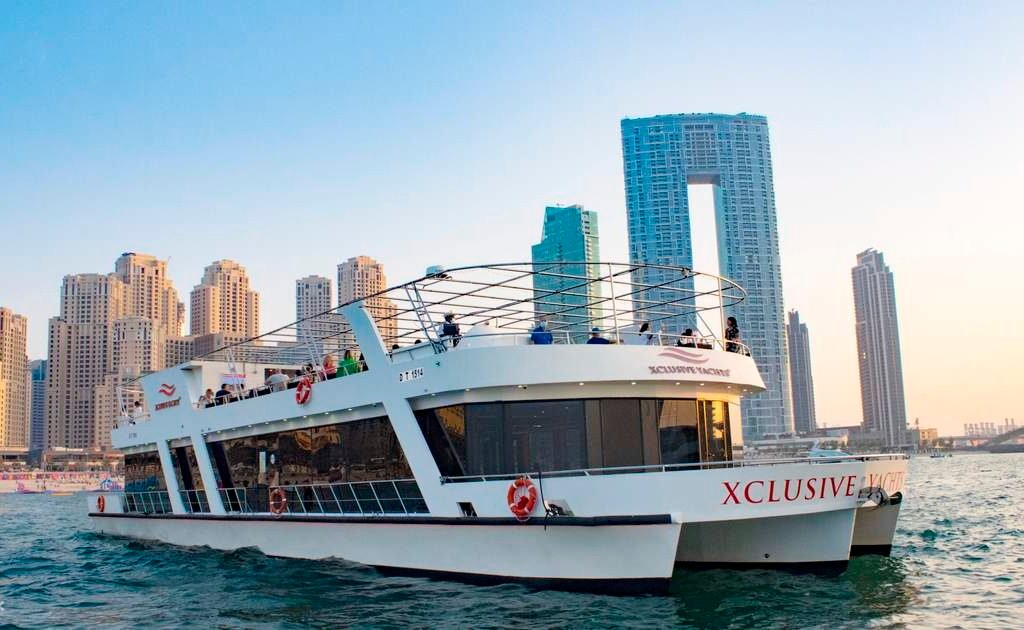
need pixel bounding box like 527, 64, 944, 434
88, 512, 682, 592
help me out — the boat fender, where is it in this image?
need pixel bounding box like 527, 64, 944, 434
507, 476, 537, 521
269, 488, 288, 515
888, 491, 903, 506
97, 495, 106, 513
295, 377, 313, 405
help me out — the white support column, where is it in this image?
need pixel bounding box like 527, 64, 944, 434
341, 302, 456, 516
190, 433, 226, 514
156, 439, 187, 514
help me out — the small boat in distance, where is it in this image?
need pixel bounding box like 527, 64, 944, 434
87, 262, 908, 592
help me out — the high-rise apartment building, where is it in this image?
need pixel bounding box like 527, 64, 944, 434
296, 275, 345, 352
29, 359, 46, 450
530, 205, 603, 340
786, 310, 817, 435
47, 253, 186, 449
337, 256, 397, 345
621, 112, 791, 439
852, 249, 908, 447
46, 273, 126, 448
190, 260, 260, 338
297, 275, 333, 322
0, 308, 29, 448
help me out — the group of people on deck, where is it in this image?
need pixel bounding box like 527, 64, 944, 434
527, 315, 745, 351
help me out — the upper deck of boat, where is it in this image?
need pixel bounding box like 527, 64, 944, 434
114, 262, 765, 446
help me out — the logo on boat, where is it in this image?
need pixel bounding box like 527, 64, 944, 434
648, 347, 731, 377
158, 383, 176, 397
154, 397, 181, 412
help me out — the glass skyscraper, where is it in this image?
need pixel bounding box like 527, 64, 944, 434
531, 205, 602, 342
852, 249, 907, 447
786, 310, 817, 435
621, 112, 792, 439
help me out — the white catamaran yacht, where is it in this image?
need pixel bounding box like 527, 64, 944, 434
88, 262, 907, 592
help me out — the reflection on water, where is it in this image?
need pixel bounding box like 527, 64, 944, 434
0, 453, 1021, 629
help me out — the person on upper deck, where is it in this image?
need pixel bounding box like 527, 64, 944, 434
587, 327, 610, 345
215, 383, 232, 403
530, 317, 554, 345
677, 328, 697, 348
725, 317, 741, 353
130, 401, 145, 423
322, 354, 337, 379
440, 313, 461, 347
266, 369, 289, 392
340, 349, 360, 376
199, 388, 215, 407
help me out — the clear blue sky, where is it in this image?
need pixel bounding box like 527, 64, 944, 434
2, 1, 1022, 434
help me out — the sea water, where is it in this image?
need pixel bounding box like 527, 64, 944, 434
1, 453, 1021, 629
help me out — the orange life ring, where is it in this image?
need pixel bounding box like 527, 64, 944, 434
295, 376, 312, 405
97, 494, 106, 513
506, 476, 537, 521
269, 488, 287, 515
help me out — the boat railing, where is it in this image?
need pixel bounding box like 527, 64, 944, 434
218, 479, 429, 515
179, 489, 209, 513
193, 360, 370, 411
439, 453, 909, 484
122, 490, 173, 514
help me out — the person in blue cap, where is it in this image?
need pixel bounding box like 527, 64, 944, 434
531, 317, 554, 345
586, 327, 610, 344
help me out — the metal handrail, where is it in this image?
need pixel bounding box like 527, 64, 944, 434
439, 453, 909, 484
180, 489, 209, 513
122, 490, 173, 514
195, 360, 369, 410
217, 479, 428, 516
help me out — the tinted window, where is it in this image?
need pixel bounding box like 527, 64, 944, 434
657, 400, 700, 465
124, 451, 165, 492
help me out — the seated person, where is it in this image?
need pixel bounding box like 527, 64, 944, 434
439, 313, 461, 346
676, 329, 697, 348
265, 369, 289, 392
321, 354, 337, 379
530, 318, 554, 345
340, 350, 360, 375
586, 327, 611, 345
215, 383, 232, 404
198, 388, 215, 407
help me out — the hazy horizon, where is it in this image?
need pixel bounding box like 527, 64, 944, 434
2, 2, 1021, 437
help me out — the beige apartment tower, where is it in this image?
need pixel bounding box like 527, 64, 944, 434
190, 260, 260, 338
337, 256, 397, 345
0, 307, 29, 448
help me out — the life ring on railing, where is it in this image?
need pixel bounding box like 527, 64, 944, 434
269, 488, 287, 515
96, 494, 106, 513
507, 476, 537, 521
295, 376, 312, 405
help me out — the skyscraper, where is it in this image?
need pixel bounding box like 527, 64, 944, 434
46, 273, 126, 448
786, 310, 817, 434
297, 275, 333, 322
190, 260, 260, 338
530, 204, 602, 340
0, 307, 29, 448
28, 359, 46, 450
337, 256, 397, 345
852, 249, 908, 447
621, 112, 791, 439
47, 253, 185, 449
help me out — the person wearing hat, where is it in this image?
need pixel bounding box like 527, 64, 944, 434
440, 312, 461, 347
530, 317, 554, 345
586, 327, 610, 345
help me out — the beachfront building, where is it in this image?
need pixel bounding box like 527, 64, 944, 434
0, 308, 29, 448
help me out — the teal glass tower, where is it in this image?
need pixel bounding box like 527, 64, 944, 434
531, 205, 602, 342
621, 112, 792, 439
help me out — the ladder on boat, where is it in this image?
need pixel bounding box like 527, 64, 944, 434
404, 282, 446, 353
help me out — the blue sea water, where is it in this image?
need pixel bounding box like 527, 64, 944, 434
1, 453, 1021, 629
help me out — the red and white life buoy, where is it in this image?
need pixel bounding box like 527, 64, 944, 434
269, 488, 287, 515
295, 376, 312, 405
96, 494, 106, 513
507, 476, 537, 521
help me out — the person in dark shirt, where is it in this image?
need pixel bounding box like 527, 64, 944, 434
677, 328, 697, 348
725, 317, 741, 353
215, 383, 232, 404
441, 313, 461, 346
586, 327, 610, 345
531, 318, 554, 345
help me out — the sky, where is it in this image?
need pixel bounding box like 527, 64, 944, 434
1, 1, 1022, 437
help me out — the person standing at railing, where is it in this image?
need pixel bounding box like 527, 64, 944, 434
321, 354, 337, 379
725, 317, 742, 353
677, 329, 697, 348
340, 349, 359, 376
440, 312, 461, 347
215, 383, 232, 404
266, 369, 289, 392
130, 401, 145, 424
198, 388, 215, 407
530, 318, 553, 344
587, 327, 611, 345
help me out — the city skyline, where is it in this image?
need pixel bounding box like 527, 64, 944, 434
2, 3, 1022, 437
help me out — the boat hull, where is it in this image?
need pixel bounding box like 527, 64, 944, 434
88, 512, 682, 593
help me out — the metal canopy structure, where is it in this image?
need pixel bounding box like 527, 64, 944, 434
195, 262, 747, 366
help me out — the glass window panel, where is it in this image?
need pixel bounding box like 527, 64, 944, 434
659, 400, 700, 465
124, 451, 165, 492
466, 403, 505, 475
504, 401, 586, 474
599, 399, 643, 468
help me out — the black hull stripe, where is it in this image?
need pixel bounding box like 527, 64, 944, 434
677, 559, 849, 576
89, 512, 673, 527
849, 544, 893, 557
